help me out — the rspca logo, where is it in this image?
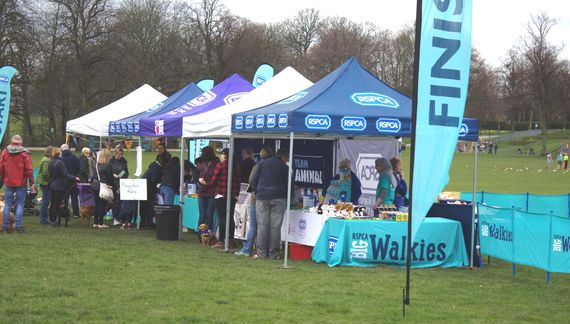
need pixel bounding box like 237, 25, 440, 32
376, 118, 401, 133
279, 91, 308, 104
109, 123, 116, 133
127, 122, 133, 133
134, 122, 139, 133
328, 236, 338, 256
341, 116, 367, 131
305, 115, 331, 130
299, 219, 307, 231
278, 114, 288, 128
245, 116, 254, 129
256, 115, 265, 128
154, 120, 165, 135
459, 123, 468, 137
235, 116, 244, 129
224, 92, 248, 105
254, 76, 266, 87
188, 91, 216, 107
356, 153, 382, 195
145, 102, 163, 113
267, 114, 276, 128
0, 76, 9, 83
120, 122, 127, 133
351, 92, 399, 108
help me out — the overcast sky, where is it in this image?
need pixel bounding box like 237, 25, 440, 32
220, 0, 570, 67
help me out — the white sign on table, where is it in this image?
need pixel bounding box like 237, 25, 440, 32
119, 179, 147, 200
281, 210, 331, 246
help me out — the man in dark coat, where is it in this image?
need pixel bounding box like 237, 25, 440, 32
61, 144, 81, 218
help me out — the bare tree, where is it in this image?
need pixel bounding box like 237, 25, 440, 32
48, 0, 113, 120
382, 25, 414, 95
521, 13, 563, 154
283, 8, 322, 64
188, 0, 249, 80
465, 49, 501, 122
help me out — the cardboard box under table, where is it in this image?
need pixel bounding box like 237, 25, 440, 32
311, 217, 469, 268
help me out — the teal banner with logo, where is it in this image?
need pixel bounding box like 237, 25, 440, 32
312, 217, 468, 268
550, 216, 570, 273
479, 204, 570, 273
411, 0, 473, 240
196, 79, 214, 91
461, 191, 569, 217
252, 63, 274, 87
0, 66, 17, 142
513, 210, 550, 267
478, 205, 514, 260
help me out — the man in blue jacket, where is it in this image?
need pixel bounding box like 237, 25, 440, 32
61, 144, 81, 218
251, 148, 290, 259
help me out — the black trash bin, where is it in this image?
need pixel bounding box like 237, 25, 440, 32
154, 205, 181, 241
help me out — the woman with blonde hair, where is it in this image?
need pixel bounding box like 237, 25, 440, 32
93, 148, 113, 228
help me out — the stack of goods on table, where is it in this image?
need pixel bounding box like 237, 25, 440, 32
374, 205, 408, 221
308, 202, 369, 219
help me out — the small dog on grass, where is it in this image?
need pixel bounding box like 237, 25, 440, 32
79, 205, 95, 226
198, 223, 215, 246
0, 194, 16, 233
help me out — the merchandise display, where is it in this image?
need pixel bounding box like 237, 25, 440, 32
308, 202, 368, 219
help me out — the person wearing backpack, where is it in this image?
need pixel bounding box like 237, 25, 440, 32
0, 135, 36, 234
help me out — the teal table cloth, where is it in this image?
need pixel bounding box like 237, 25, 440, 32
174, 195, 200, 231
312, 217, 468, 268
174, 195, 217, 231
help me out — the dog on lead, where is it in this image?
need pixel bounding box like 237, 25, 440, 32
198, 223, 216, 246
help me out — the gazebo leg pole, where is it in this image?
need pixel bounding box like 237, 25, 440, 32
283, 132, 294, 268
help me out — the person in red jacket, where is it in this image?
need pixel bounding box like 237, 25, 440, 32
0, 135, 35, 233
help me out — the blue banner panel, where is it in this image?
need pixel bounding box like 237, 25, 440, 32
411, 0, 473, 240
513, 210, 550, 270
478, 204, 514, 261
0, 66, 18, 142
479, 204, 570, 274
460, 191, 483, 203
483, 193, 527, 211
312, 217, 468, 268
550, 215, 570, 273
528, 194, 568, 217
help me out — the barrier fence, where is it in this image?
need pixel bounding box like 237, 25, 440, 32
478, 204, 570, 277
461, 191, 569, 218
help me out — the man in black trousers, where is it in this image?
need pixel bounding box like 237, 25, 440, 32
60, 144, 81, 218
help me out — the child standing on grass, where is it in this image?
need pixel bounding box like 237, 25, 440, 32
546, 153, 552, 170
557, 152, 563, 170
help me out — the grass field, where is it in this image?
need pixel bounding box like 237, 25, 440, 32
2, 136, 570, 322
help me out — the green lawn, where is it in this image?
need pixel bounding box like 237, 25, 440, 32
2, 220, 570, 322
2, 139, 569, 322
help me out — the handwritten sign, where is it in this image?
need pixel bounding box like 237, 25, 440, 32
119, 179, 147, 200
